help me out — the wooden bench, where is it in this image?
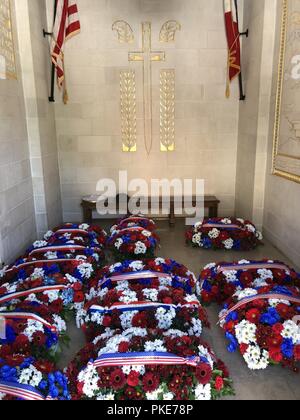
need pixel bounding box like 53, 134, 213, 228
81, 195, 220, 226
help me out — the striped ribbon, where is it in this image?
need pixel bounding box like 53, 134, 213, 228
217, 262, 290, 274
0, 285, 68, 305
88, 300, 200, 314
219, 293, 300, 323
54, 228, 90, 236
201, 223, 242, 230
0, 381, 53, 401
98, 271, 172, 287
92, 352, 202, 368
120, 216, 152, 226
0, 312, 57, 332
110, 227, 146, 238
12, 258, 81, 271
30, 245, 101, 256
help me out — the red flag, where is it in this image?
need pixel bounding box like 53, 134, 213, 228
51, 0, 80, 104
224, 0, 241, 98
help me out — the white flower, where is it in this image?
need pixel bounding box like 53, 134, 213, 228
208, 228, 220, 239
23, 321, 44, 341
79, 224, 90, 230
234, 288, 257, 301
155, 258, 165, 265
120, 311, 138, 329
224, 270, 238, 283
223, 239, 234, 249
245, 224, 256, 233
188, 319, 203, 337
109, 263, 122, 273
195, 384, 211, 400
45, 251, 58, 260
119, 290, 138, 304
269, 299, 290, 308
19, 366, 43, 388
129, 261, 144, 271
243, 345, 269, 370
192, 233, 202, 245
44, 290, 60, 303
143, 289, 158, 302
78, 364, 99, 399
114, 238, 123, 250
78, 263, 93, 279
32, 241, 48, 249
97, 393, 115, 400
142, 230, 152, 237
256, 231, 263, 241
281, 320, 300, 344
238, 260, 250, 265
163, 393, 174, 400
237, 218, 245, 224
144, 340, 167, 352
30, 268, 45, 280
235, 320, 257, 345
52, 315, 67, 333
198, 345, 214, 369
44, 230, 53, 240
221, 218, 232, 225
0, 266, 9, 279
257, 269, 273, 280
134, 241, 147, 255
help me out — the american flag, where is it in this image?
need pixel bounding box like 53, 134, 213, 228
224, 0, 241, 98
51, 0, 81, 103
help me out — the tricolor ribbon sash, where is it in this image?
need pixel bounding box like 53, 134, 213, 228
0, 381, 52, 401
12, 258, 82, 271
92, 352, 202, 368
219, 293, 300, 323
30, 245, 101, 256
0, 312, 57, 332
55, 229, 90, 236
87, 300, 200, 314
110, 227, 146, 238
120, 217, 152, 226
0, 285, 68, 305
217, 262, 290, 274
98, 271, 172, 287
201, 223, 242, 230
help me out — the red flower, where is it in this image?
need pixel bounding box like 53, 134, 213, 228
142, 373, 160, 393
32, 331, 47, 346
34, 360, 55, 374
127, 371, 140, 387
267, 334, 283, 348
74, 291, 85, 303
240, 344, 249, 355
215, 376, 224, 392
12, 335, 30, 353
195, 363, 212, 385
118, 342, 130, 353
4, 354, 25, 367
132, 312, 148, 328
246, 309, 260, 324
240, 272, 254, 287
73, 282, 83, 291
272, 323, 284, 335
294, 345, 300, 361
102, 316, 112, 327
269, 347, 283, 363
110, 369, 126, 390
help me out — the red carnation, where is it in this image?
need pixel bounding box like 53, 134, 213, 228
73, 282, 83, 291
127, 371, 140, 387
34, 360, 55, 374
13, 335, 30, 353
142, 372, 160, 393
215, 376, 224, 392
272, 323, 284, 335
110, 369, 126, 390
240, 272, 254, 287
195, 363, 212, 385
132, 312, 148, 328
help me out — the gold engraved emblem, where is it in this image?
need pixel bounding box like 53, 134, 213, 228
120, 70, 137, 152
112, 21, 134, 44
160, 70, 175, 152
0, 0, 17, 79
160, 20, 181, 43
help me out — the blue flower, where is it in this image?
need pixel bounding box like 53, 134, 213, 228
281, 339, 294, 359
260, 308, 280, 326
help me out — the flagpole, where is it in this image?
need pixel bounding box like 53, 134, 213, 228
234, 0, 248, 101
43, 0, 58, 102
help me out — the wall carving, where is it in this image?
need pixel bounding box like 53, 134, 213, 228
0, 0, 16, 80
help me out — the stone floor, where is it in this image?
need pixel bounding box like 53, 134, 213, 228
59, 220, 300, 400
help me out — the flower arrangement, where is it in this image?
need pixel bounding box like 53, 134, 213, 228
110, 216, 157, 234
1, 257, 99, 287
186, 218, 263, 251
200, 259, 300, 305
78, 284, 209, 341
0, 303, 67, 361
45, 223, 108, 248
108, 228, 160, 260
67, 328, 234, 400
219, 284, 300, 371
0, 272, 85, 318
89, 259, 198, 295
0, 353, 70, 400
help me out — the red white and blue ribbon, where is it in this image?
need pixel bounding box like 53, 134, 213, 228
219, 293, 300, 323
0, 381, 53, 401
88, 300, 200, 314
92, 352, 202, 368
30, 245, 101, 256
0, 312, 57, 332
0, 285, 68, 305
54, 228, 90, 236
217, 261, 290, 274
201, 223, 242, 230
119, 216, 153, 226
110, 227, 146, 239
98, 271, 172, 287
11, 258, 81, 271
